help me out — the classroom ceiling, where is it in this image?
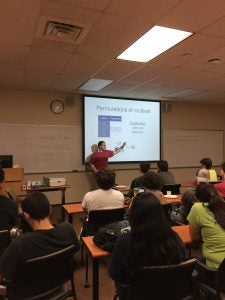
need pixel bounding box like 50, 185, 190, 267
2, 0, 225, 103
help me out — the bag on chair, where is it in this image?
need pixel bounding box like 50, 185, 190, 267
93, 220, 130, 252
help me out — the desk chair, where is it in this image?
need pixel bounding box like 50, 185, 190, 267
0, 230, 11, 257
82, 207, 126, 236
114, 258, 197, 300
162, 184, 181, 195
196, 259, 225, 299
82, 207, 126, 287
5, 188, 27, 231
162, 203, 173, 225
5, 245, 77, 300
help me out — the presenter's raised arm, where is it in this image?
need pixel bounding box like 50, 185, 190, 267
113, 142, 126, 155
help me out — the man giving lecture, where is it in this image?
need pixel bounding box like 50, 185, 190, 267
90, 141, 126, 173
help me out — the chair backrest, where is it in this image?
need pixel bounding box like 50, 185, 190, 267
218, 258, 225, 293
162, 203, 173, 224
0, 230, 11, 257
121, 258, 197, 300
89, 207, 126, 227
85, 207, 126, 236
162, 184, 181, 195
5, 188, 17, 202
6, 245, 76, 300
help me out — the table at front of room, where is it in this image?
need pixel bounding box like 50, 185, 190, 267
82, 225, 192, 300
24, 185, 71, 221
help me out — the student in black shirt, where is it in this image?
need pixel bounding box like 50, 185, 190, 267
0, 168, 18, 230
0, 191, 80, 283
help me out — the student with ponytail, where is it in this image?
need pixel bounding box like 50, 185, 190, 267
188, 182, 225, 270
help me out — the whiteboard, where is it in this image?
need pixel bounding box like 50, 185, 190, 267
163, 129, 224, 167
0, 124, 83, 173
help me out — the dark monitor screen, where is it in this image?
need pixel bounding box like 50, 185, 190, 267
0, 155, 13, 168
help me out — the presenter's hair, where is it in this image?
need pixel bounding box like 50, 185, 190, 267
22, 191, 51, 220
0, 168, 4, 183
200, 158, 212, 169
140, 162, 151, 174
98, 141, 105, 147
96, 168, 115, 190
157, 160, 169, 172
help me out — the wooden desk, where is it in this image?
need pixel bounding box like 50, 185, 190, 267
63, 203, 84, 223
82, 236, 109, 300
63, 197, 181, 223
114, 185, 130, 193
24, 185, 71, 221
164, 194, 181, 204
63, 202, 129, 224
181, 181, 196, 188
82, 225, 192, 300
3, 167, 24, 195
172, 225, 192, 245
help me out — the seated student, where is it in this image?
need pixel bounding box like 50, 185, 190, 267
187, 182, 225, 288
170, 190, 196, 224
128, 162, 150, 197
214, 162, 225, 197
0, 168, 18, 230
130, 162, 150, 189
0, 191, 80, 288
82, 168, 124, 213
197, 158, 217, 183
142, 171, 164, 204
157, 160, 175, 185
109, 192, 185, 291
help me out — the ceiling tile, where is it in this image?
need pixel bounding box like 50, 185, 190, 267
183, 45, 225, 71
201, 16, 225, 38
102, 81, 138, 93
151, 34, 225, 67
0, 69, 24, 85
50, 0, 112, 11
78, 13, 152, 58
41, 0, 102, 25
158, 0, 225, 32
0, 44, 30, 68
0, 0, 40, 44
152, 67, 200, 86
106, 0, 180, 22
94, 60, 143, 81
21, 71, 56, 88
61, 54, 109, 77
122, 63, 173, 83
50, 74, 87, 91
26, 48, 72, 72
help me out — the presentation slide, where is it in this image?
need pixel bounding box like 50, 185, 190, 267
83, 96, 161, 163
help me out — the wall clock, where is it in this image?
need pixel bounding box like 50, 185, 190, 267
50, 100, 64, 114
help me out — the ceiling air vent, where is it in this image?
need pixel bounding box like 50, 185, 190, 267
44, 21, 83, 42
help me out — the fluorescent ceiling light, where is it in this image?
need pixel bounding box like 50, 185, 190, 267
79, 78, 113, 91
117, 25, 193, 63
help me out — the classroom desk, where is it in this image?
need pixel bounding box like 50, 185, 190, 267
24, 185, 71, 221
63, 203, 84, 223
82, 225, 192, 300
181, 181, 196, 188
164, 194, 181, 204
63, 195, 182, 223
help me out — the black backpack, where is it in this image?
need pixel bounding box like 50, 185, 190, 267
93, 220, 130, 252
